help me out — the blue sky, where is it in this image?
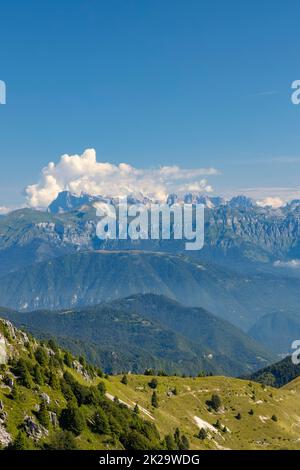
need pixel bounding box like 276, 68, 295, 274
1, 0, 300, 207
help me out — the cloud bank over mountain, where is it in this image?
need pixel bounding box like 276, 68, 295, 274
23, 148, 300, 210
257, 197, 284, 208
25, 148, 219, 208
274, 259, 300, 269
0, 206, 10, 215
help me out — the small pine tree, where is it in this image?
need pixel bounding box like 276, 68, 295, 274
35, 346, 48, 367
49, 370, 60, 390
236, 412, 242, 420
210, 394, 222, 412
64, 352, 73, 368
92, 408, 110, 435
134, 404, 139, 414
121, 374, 128, 385
60, 404, 85, 436
198, 427, 207, 440
37, 401, 50, 428
214, 419, 221, 429
33, 364, 44, 386
48, 338, 59, 353
174, 427, 181, 447
180, 435, 190, 450
97, 381, 106, 396
173, 387, 178, 396
165, 434, 176, 450
271, 414, 278, 422
151, 391, 159, 408
18, 364, 33, 389
249, 409, 254, 416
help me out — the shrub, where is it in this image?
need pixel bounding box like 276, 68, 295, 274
198, 427, 208, 440
45, 430, 78, 450
148, 378, 158, 389
120, 430, 155, 450
8, 431, 30, 450
9, 385, 20, 400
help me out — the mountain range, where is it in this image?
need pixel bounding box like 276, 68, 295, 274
0, 294, 274, 376
1, 191, 300, 278
0, 190, 299, 377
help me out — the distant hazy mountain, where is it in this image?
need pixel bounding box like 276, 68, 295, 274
105, 293, 273, 369
228, 195, 255, 209
249, 311, 300, 354
0, 294, 273, 376
0, 250, 299, 330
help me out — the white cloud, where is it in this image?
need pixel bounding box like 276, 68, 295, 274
274, 259, 300, 269
0, 206, 10, 215
25, 148, 219, 208
222, 187, 300, 206
256, 197, 284, 208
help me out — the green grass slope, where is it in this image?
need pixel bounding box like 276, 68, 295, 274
1, 317, 300, 450
104, 374, 300, 450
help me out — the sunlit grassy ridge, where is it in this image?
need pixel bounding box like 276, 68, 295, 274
104, 374, 300, 450
1, 317, 300, 450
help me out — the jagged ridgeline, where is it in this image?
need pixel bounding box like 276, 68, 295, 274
2, 318, 300, 450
